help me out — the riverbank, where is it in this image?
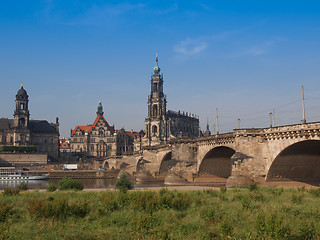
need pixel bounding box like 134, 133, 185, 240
1, 186, 320, 239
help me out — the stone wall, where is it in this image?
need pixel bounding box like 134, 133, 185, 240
0, 153, 47, 165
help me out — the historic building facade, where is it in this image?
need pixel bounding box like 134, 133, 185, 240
70, 102, 138, 158
0, 85, 60, 159
137, 55, 200, 148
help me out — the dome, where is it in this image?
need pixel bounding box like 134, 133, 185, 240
153, 53, 160, 74
16, 84, 28, 98
153, 65, 160, 73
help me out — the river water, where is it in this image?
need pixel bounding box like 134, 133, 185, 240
0, 179, 165, 190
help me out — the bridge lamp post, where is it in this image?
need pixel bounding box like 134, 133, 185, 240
269, 112, 273, 128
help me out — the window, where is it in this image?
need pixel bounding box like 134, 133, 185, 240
153, 105, 158, 116
152, 125, 157, 135
19, 118, 25, 127
99, 128, 104, 136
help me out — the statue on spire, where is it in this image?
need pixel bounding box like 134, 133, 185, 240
97, 101, 104, 117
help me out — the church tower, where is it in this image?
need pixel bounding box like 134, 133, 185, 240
13, 84, 31, 145
14, 84, 30, 128
145, 54, 168, 145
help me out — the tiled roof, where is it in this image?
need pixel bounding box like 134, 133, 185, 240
126, 131, 139, 138
71, 125, 93, 136
71, 115, 114, 137
0, 119, 58, 134
115, 129, 139, 138
0, 119, 13, 130
29, 120, 58, 133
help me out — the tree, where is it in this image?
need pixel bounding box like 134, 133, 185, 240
115, 172, 133, 193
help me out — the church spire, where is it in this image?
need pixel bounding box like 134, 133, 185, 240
153, 53, 160, 74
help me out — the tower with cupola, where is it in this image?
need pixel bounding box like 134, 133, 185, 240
14, 84, 30, 129
13, 84, 31, 145
145, 54, 168, 145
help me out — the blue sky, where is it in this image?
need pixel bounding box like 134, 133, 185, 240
1, 0, 320, 138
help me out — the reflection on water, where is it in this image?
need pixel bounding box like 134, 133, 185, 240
0, 179, 165, 190
0, 180, 49, 190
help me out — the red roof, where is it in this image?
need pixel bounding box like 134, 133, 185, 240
71, 115, 114, 137
126, 131, 139, 138
115, 129, 139, 138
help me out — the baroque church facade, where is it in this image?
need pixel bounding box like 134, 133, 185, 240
136, 55, 200, 148
0, 85, 60, 159
70, 102, 138, 158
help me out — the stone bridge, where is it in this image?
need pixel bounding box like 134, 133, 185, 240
139, 122, 320, 184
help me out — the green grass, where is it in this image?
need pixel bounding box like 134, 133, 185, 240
1, 187, 320, 239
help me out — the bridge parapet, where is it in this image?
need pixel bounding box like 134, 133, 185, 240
234, 128, 264, 137
142, 144, 171, 152
196, 133, 235, 146
262, 122, 320, 140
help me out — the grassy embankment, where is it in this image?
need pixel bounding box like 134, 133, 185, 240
1, 186, 320, 239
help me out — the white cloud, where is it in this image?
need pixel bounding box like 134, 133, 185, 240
174, 37, 207, 56
68, 3, 145, 26
154, 3, 179, 15
37, 2, 145, 26
229, 41, 276, 58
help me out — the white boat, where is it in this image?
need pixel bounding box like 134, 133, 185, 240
0, 167, 49, 181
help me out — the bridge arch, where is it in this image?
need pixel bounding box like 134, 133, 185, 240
266, 140, 320, 184
159, 152, 175, 176
198, 146, 235, 178
101, 160, 109, 169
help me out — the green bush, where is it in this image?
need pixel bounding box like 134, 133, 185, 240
1, 187, 320, 239
58, 177, 84, 191
291, 193, 304, 204
254, 211, 291, 239
220, 186, 227, 193
2, 187, 19, 196
99, 192, 119, 214
203, 189, 219, 197
159, 190, 192, 211
18, 182, 28, 191
0, 145, 37, 152
0, 202, 11, 222
219, 220, 233, 238
131, 192, 159, 212
46, 183, 57, 192
309, 188, 320, 197
249, 183, 258, 191
28, 198, 89, 219
115, 172, 133, 193
298, 222, 317, 239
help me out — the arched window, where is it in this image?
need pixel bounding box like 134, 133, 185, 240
19, 118, 25, 127
152, 125, 158, 135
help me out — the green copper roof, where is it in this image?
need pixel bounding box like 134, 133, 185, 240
153, 53, 160, 73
